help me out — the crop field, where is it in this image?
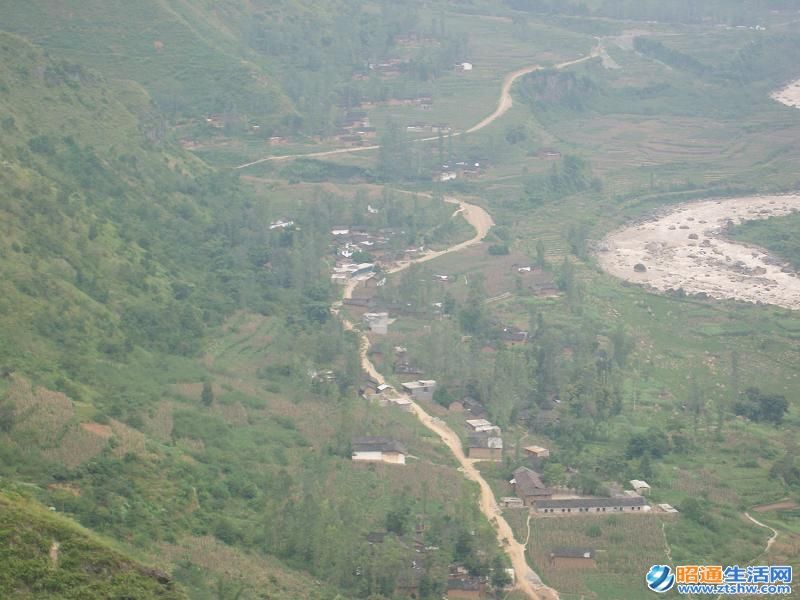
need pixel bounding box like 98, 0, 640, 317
529, 514, 670, 600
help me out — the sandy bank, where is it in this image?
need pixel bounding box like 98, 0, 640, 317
597, 195, 800, 310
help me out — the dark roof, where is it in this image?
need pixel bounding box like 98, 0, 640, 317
536, 496, 646, 509
352, 436, 407, 454
513, 467, 551, 497
501, 326, 528, 342
550, 547, 595, 559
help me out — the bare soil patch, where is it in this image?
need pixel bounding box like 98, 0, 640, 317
752, 500, 800, 513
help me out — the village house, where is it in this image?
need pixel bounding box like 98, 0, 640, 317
465, 418, 500, 434
523, 445, 550, 459
269, 219, 294, 230
467, 433, 503, 461
394, 361, 423, 376
500, 497, 525, 508
446, 577, 485, 599
390, 396, 413, 412
455, 62, 473, 71
534, 495, 650, 514
363, 312, 391, 335
630, 479, 651, 495
462, 397, 488, 418
549, 548, 596, 569
401, 380, 436, 402
351, 437, 407, 465
512, 467, 553, 506
658, 503, 679, 514
501, 326, 529, 345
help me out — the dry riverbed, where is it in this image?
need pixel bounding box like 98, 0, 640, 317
771, 78, 800, 109
597, 195, 800, 310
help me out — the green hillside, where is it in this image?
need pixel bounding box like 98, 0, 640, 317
0, 0, 295, 127
0, 490, 186, 599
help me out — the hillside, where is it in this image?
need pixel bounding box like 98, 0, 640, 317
0, 0, 296, 128
0, 26, 507, 599
0, 490, 185, 599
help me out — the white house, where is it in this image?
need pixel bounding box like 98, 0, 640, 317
352, 437, 407, 465
401, 380, 436, 402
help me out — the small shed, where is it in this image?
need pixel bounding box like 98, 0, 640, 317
549, 548, 596, 569
630, 480, 651, 495
465, 419, 499, 434
500, 497, 524, 508
467, 434, 503, 461
401, 380, 436, 402
523, 445, 550, 459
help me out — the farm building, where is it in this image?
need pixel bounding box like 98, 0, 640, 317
363, 312, 391, 335
401, 380, 436, 401
352, 437, 407, 465
548, 548, 596, 569
500, 497, 524, 508
523, 445, 550, 459
512, 467, 552, 505
467, 434, 503, 461
465, 418, 500, 434
658, 503, 679, 514
534, 496, 649, 514
501, 326, 528, 344
390, 396, 413, 411
630, 479, 651, 495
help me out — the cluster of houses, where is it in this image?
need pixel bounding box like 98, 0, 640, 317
335, 110, 377, 147
363, 528, 513, 599
436, 159, 486, 182
511, 263, 561, 297
497, 447, 661, 517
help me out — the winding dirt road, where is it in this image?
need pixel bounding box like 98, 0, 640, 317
335, 200, 556, 600
252, 48, 601, 599
744, 512, 779, 555
236, 48, 599, 170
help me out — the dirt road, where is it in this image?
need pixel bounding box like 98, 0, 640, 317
335, 195, 556, 600
264, 50, 599, 598
744, 512, 779, 555
467, 48, 600, 135
236, 47, 599, 170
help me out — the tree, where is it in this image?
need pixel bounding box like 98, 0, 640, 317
201, 381, 214, 406
535, 240, 547, 269
734, 387, 788, 425
490, 555, 511, 588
